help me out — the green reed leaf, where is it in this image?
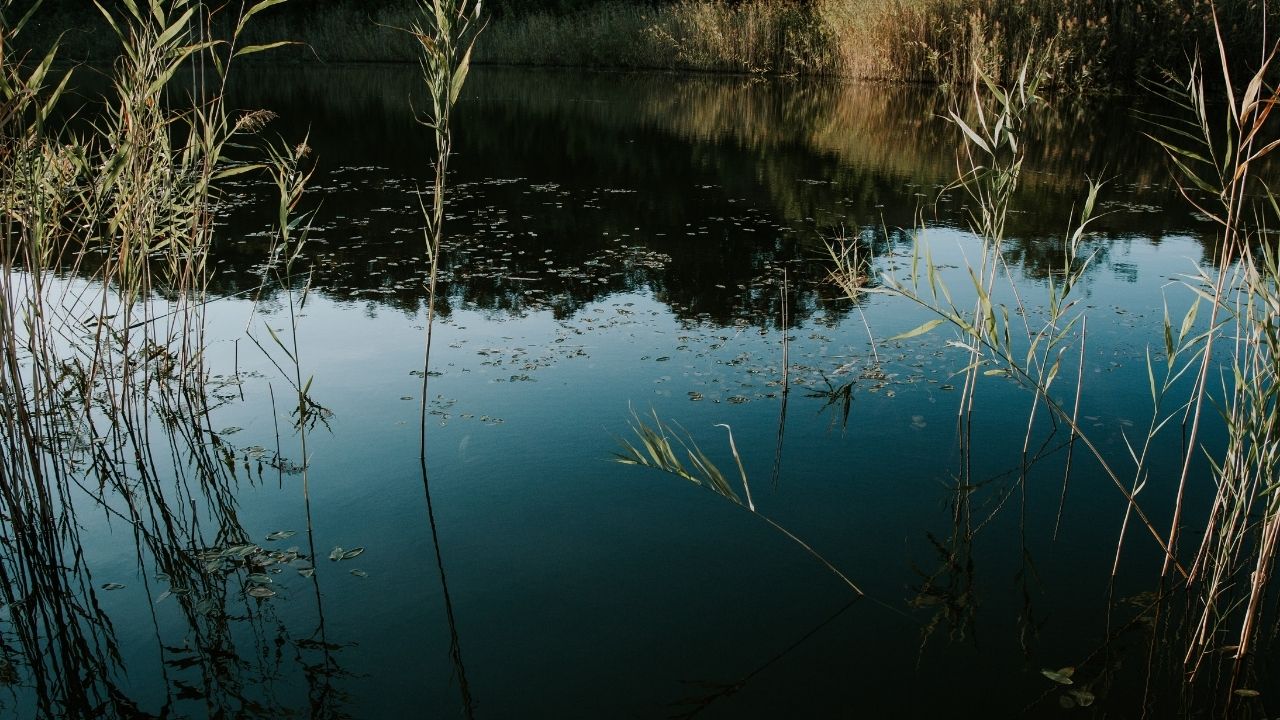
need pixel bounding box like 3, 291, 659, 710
889, 318, 945, 342
233, 41, 298, 60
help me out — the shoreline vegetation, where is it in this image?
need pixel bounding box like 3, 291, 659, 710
15, 0, 1279, 93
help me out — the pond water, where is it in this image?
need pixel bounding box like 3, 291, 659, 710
4, 65, 1269, 717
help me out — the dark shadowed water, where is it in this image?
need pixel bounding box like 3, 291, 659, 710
4, 65, 1270, 718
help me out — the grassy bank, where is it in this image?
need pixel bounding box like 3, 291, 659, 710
17, 0, 1278, 93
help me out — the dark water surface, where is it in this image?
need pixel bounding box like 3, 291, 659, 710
6, 65, 1266, 718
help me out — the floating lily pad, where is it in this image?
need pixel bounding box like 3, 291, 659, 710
265, 530, 297, 541
102, 582, 126, 591
247, 586, 276, 599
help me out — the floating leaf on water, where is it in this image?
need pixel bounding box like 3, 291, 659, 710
220, 426, 243, 435
889, 318, 946, 341
102, 583, 126, 591
195, 597, 219, 617
1234, 689, 1261, 697
350, 569, 368, 578
155, 590, 172, 604
247, 586, 276, 599
265, 530, 296, 542
246, 574, 273, 585
340, 547, 365, 561
298, 568, 315, 578
222, 544, 259, 559
329, 546, 345, 561
1041, 667, 1075, 685
1067, 688, 1095, 707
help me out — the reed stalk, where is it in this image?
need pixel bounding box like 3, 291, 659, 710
409, 0, 483, 457
405, 5, 483, 713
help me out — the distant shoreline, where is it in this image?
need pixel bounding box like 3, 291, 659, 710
15, 0, 1275, 95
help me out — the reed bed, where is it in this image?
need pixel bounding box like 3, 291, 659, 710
480, 0, 833, 74
822, 12, 1280, 705
0, 1, 338, 714
20, 0, 1278, 93
478, 0, 1277, 91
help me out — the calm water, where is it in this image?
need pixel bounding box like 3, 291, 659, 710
4, 65, 1266, 717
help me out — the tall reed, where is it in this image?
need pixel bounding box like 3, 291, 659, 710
827, 7, 1280, 704
1, 1, 322, 713
1140, 27, 1280, 685
408, 3, 483, 714
410, 0, 483, 455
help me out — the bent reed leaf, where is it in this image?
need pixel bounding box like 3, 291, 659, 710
889, 318, 946, 342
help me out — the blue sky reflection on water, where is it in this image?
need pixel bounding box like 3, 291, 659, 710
5, 63, 1252, 717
